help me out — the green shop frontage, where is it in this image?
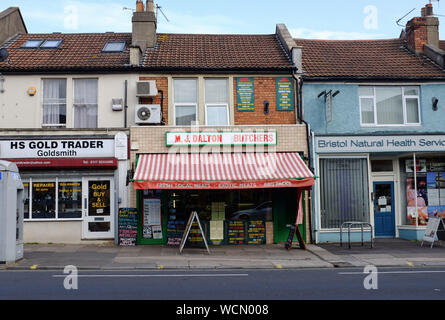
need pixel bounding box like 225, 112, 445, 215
131, 152, 315, 247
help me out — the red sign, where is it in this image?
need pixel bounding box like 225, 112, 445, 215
3, 158, 118, 169
134, 178, 315, 190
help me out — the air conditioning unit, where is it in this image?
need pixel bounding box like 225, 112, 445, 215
135, 104, 161, 124
136, 81, 158, 97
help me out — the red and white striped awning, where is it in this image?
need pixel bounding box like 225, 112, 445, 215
133, 153, 315, 190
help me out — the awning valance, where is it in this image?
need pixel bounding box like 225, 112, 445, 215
133, 152, 315, 190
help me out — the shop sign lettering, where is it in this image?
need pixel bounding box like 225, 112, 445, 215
315, 135, 445, 153
166, 131, 277, 146
0, 139, 114, 159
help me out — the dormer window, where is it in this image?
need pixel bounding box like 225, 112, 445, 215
102, 41, 126, 52
40, 39, 63, 49
21, 39, 62, 49
21, 39, 43, 48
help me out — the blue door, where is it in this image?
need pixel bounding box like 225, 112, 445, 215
373, 182, 395, 238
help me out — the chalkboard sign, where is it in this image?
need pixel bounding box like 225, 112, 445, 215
285, 225, 296, 250
179, 212, 210, 254
285, 224, 306, 250
167, 220, 186, 246
118, 208, 138, 246
227, 221, 246, 245
247, 220, 266, 245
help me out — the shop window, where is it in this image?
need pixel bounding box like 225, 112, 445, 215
371, 160, 393, 172
320, 158, 370, 229
359, 86, 420, 126
24, 179, 83, 220
174, 78, 198, 125
42, 79, 67, 127
205, 78, 229, 126
58, 181, 82, 219
31, 182, 56, 219
400, 158, 445, 226
74, 79, 98, 128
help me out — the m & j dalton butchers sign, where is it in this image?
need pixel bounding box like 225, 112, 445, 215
0, 139, 115, 158
315, 135, 445, 153
166, 131, 277, 146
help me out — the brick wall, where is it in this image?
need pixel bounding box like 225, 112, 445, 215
406, 17, 428, 54
139, 77, 169, 124
234, 77, 297, 125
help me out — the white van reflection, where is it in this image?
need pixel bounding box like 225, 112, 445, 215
230, 201, 272, 220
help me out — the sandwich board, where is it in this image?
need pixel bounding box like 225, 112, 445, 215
421, 217, 445, 248
179, 211, 210, 254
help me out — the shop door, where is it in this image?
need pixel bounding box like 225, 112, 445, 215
373, 182, 395, 238
82, 177, 114, 239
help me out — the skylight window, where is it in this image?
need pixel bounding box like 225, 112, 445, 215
41, 39, 63, 49
21, 40, 43, 48
102, 41, 126, 52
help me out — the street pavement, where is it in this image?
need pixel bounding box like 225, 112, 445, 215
2, 239, 445, 271
1, 268, 445, 300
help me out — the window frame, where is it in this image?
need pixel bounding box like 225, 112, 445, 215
102, 41, 126, 53
20, 39, 44, 49
173, 78, 199, 126
204, 78, 230, 126
40, 39, 63, 49
24, 178, 83, 222
41, 78, 67, 128
359, 86, 421, 127
73, 78, 99, 129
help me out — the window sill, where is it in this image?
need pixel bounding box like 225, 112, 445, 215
25, 218, 83, 222
360, 124, 422, 128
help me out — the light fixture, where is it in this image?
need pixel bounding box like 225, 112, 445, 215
264, 100, 270, 115
433, 97, 439, 111
0, 73, 4, 93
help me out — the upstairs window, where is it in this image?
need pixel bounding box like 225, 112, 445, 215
42, 79, 67, 127
102, 41, 126, 52
74, 79, 98, 128
21, 39, 43, 48
40, 39, 63, 49
174, 79, 198, 126
359, 86, 420, 126
205, 78, 229, 126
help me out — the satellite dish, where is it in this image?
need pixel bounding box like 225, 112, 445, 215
0, 48, 9, 62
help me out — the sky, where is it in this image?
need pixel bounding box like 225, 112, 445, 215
3, 0, 445, 39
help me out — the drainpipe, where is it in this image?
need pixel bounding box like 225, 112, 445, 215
124, 80, 128, 128
292, 69, 314, 244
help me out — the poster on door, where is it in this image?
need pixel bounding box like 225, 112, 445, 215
143, 198, 162, 239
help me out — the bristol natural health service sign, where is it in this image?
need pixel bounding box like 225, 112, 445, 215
315, 135, 445, 153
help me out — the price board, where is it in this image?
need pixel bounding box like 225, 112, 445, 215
227, 221, 246, 245
179, 212, 210, 254
236, 77, 255, 111
118, 208, 138, 246
276, 77, 294, 111
422, 217, 445, 248
247, 220, 266, 245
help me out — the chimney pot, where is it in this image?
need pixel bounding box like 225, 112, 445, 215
136, 0, 144, 13
405, 3, 439, 54
146, 0, 155, 13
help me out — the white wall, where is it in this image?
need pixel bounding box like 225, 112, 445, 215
0, 73, 143, 129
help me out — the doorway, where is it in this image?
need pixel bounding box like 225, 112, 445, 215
373, 182, 395, 238
82, 177, 114, 239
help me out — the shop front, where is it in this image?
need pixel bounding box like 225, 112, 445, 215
313, 134, 445, 242
130, 129, 315, 247
0, 133, 129, 243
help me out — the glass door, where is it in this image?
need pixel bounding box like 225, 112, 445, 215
82, 177, 114, 239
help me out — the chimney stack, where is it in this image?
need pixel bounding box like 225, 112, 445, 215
405, 3, 439, 54
132, 0, 157, 52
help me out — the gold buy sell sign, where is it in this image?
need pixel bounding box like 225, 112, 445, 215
88, 181, 110, 216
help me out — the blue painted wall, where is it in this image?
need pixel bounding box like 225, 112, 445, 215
303, 83, 445, 135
